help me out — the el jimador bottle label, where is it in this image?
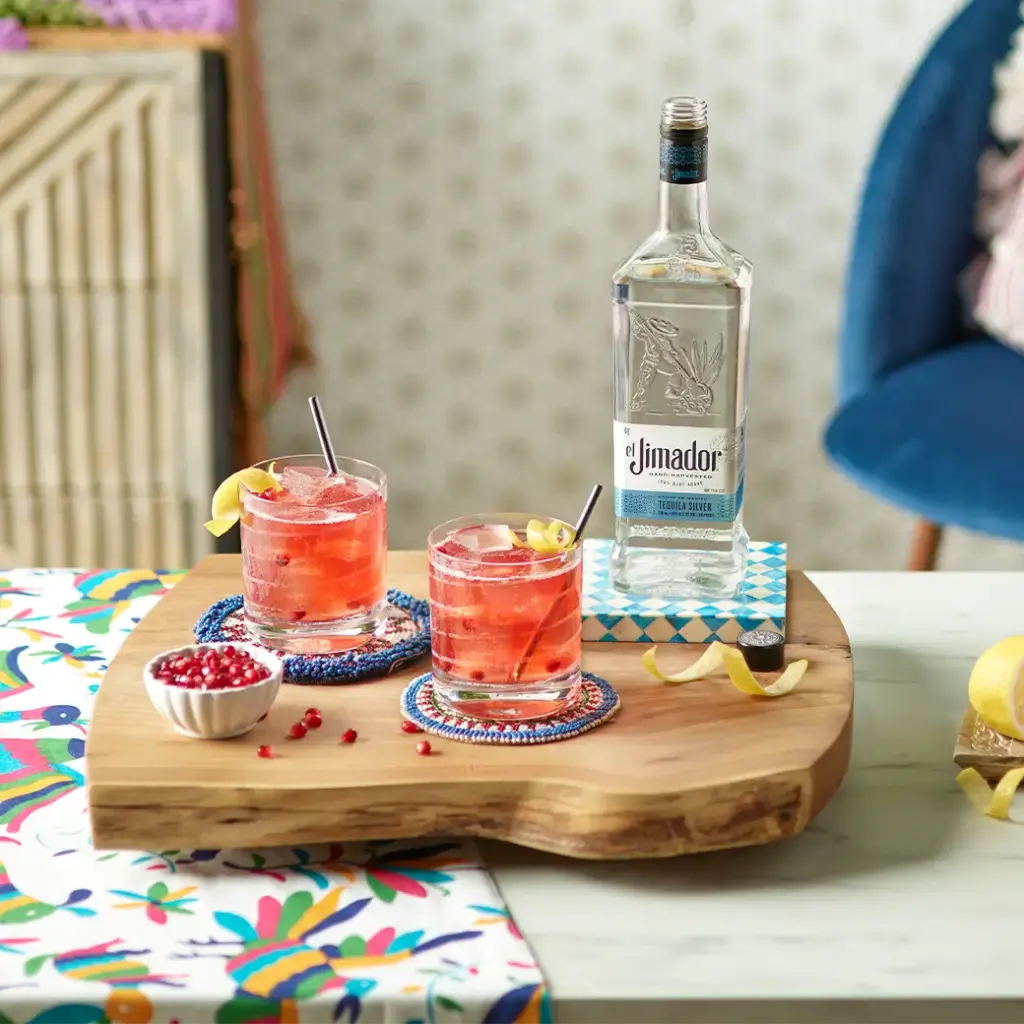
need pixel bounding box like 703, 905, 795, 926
613, 420, 743, 522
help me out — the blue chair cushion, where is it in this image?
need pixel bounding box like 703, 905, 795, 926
824, 338, 1024, 539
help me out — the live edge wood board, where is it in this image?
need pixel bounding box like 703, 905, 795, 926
87, 553, 854, 859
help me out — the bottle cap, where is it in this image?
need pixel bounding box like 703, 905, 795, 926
737, 628, 785, 673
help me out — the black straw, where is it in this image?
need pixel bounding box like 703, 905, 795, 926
572, 484, 602, 545
308, 395, 339, 475
510, 484, 603, 682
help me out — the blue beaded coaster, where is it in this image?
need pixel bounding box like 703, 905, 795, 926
194, 590, 430, 684
400, 672, 620, 745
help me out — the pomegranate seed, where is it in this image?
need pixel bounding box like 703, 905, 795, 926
341, 729, 358, 744
545, 659, 562, 674
257, 487, 277, 500
155, 647, 274, 691
416, 740, 432, 756
401, 720, 422, 734
289, 721, 308, 739
305, 707, 321, 717
275, 553, 291, 567
291, 610, 306, 622
257, 745, 273, 758
469, 669, 485, 682
304, 712, 322, 729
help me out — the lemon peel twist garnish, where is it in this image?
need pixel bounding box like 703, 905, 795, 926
520, 518, 576, 554
204, 466, 282, 537
642, 640, 808, 697
957, 766, 1024, 820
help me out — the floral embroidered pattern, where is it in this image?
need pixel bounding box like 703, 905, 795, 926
0, 570, 550, 1022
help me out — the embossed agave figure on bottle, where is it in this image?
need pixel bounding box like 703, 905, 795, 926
611, 97, 751, 598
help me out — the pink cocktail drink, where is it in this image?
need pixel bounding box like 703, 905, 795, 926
428, 515, 583, 720
240, 455, 387, 653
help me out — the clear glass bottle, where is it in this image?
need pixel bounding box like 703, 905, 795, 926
611, 96, 751, 599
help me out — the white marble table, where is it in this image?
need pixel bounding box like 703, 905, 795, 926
486, 573, 1024, 1024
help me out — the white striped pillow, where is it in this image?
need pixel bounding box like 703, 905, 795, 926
971, 145, 1024, 350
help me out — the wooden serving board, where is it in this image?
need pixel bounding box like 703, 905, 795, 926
87, 553, 854, 859
954, 706, 1024, 781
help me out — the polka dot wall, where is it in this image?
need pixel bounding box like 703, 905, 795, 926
259, 0, 1024, 570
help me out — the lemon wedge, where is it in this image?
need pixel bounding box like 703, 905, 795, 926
204, 466, 282, 537
968, 637, 1024, 741
642, 640, 808, 697
523, 518, 576, 554
957, 766, 1024, 820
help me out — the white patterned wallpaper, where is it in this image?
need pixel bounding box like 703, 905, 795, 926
258, 0, 1024, 570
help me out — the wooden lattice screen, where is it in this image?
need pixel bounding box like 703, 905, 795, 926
0, 50, 236, 569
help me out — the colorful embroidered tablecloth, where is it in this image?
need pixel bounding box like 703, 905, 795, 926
0, 570, 550, 1024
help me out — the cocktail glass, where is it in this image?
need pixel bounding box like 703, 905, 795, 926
239, 455, 387, 654
428, 513, 583, 720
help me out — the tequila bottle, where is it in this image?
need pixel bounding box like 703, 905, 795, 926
611, 97, 751, 599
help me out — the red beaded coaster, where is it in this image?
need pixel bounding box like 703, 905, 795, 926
399, 672, 620, 745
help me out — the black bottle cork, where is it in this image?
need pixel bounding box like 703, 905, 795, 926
737, 628, 785, 673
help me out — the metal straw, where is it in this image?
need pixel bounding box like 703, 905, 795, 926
510, 484, 603, 683
570, 484, 603, 545
308, 395, 339, 476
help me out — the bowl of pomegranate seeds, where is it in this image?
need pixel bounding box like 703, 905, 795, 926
143, 643, 282, 740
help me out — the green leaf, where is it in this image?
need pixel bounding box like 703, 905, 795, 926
147, 881, 169, 902
338, 934, 367, 958
276, 891, 313, 938
23, 954, 49, 977
366, 874, 396, 903
436, 996, 463, 1012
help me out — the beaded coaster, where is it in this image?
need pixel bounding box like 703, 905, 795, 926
194, 590, 430, 684
400, 672, 620, 745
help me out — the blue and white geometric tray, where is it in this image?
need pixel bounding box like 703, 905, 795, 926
581, 538, 786, 643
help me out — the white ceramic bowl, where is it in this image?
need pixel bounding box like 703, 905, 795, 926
143, 642, 282, 739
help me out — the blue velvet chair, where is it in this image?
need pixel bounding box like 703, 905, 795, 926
824, 0, 1024, 569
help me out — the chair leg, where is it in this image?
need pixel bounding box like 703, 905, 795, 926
907, 520, 943, 571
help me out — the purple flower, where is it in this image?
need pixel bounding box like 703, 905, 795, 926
0, 18, 29, 52
82, 0, 237, 33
